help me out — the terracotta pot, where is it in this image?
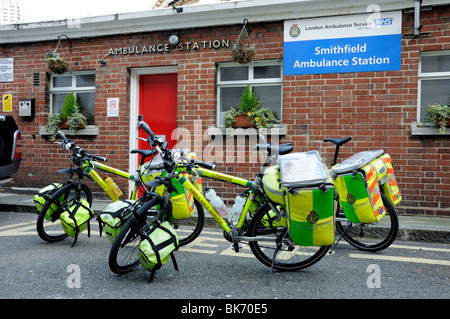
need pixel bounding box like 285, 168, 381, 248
232, 113, 256, 128
60, 119, 85, 130
60, 119, 70, 129
436, 117, 449, 128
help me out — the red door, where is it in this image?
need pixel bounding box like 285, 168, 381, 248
138, 73, 178, 150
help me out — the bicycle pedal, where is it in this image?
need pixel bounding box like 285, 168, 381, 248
230, 243, 242, 251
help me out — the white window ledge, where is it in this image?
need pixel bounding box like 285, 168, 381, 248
39, 126, 99, 137
207, 125, 287, 137
411, 123, 450, 136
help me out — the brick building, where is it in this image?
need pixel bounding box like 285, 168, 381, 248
0, 0, 449, 217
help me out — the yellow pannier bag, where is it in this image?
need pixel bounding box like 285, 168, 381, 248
33, 183, 65, 221
140, 160, 195, 220
262, 165, 284, 204
280, 151, 336, 246
379, 154, 402, 206
332, 149, 390, 224
285, 186, 335, 246
60, 200, 94, 246
334, 164, 386, 224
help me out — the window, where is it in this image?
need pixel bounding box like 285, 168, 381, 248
216, 61, 283, 126
418, 51, 450, 123
50, 71, 96, 125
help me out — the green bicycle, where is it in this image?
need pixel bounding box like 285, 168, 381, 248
108, 121, 331, 276
36, 129, 205, 246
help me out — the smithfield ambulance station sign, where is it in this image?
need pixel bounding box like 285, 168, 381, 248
284, 11, 402, 75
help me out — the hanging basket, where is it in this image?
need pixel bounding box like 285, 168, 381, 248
231, 19, 256, 65
46, 57, 69, 74
231, 43, 256, 65
43, 35, 71, 74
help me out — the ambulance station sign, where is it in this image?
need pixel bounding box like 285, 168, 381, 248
284, 11, 402, 75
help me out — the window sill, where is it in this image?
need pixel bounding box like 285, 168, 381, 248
411, 123, 450, 136
207, 125, 287, 137
39, 125, 99, 137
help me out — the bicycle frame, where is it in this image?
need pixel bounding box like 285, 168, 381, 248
175, 166, 258, 234
81, 160, 139, 201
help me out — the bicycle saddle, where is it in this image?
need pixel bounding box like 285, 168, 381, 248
323, 137, 352, 146
255, 143, 293, 155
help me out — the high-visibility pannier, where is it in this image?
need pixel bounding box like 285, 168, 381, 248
262, 165, 284, 204
379, 154, 402, 206
33, 183, 65, 221
98, 200, 136, 244
60, 200, 94, 246
279, 151, 335, 246
138, 221, 179, 282
331, 149, 400, 223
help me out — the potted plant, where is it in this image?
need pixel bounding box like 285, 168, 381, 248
46, 93, 88, 140
42, 51, 69, 74
424, 104, 449, 134
223, 85, 280, 129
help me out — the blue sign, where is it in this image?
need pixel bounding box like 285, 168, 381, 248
284, 11, 402, 75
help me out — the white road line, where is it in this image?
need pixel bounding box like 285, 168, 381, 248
349, 253, 450, 266
389, 243, 450, 253
0, 221, 33, 231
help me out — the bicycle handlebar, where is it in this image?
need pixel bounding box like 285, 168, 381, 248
139, 120, 155, 138
193, 160, 216, 170
56, 130, 108, 162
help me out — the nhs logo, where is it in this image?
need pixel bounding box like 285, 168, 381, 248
374, 17, 393, 26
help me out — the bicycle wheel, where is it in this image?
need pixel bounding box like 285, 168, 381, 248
248, 204, 330, 271
335, 193, 399, 252
36, 183, 92, 242
169, 199, 204, 246
108, 197, 162, 275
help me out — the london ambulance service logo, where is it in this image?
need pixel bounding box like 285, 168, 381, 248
307, 210, 319, 224
289, 24, 300, 38
347, 193, 356, 204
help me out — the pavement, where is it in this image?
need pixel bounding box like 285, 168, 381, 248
1, 187, 449, 244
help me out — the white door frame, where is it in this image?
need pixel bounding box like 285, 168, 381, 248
128, 66, 178, 192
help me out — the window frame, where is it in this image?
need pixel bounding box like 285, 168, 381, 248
49, 70, 96, 125
417, 50, 450, 124
216, 60, 283, 127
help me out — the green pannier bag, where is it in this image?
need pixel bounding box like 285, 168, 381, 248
60, 200, 94, 246
331, 150, 387, 223
280, 151, 336, 247
138, 221, 179, 282
33, 183, 64, 221
98, 200, 136, 244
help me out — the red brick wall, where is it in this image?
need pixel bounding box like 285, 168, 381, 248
1, 6, 449, 217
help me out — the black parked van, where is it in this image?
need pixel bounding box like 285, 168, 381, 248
0, 115, 21, 184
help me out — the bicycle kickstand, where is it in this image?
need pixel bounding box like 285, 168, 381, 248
265, 241, 282, 286
329, 221, 352, 254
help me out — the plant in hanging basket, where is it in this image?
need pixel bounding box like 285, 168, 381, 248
231, 43, 256, 65
231, 19, 256, 65
43, 51, 69, 74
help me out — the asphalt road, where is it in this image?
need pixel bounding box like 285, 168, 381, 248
0, 211, 448, 308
